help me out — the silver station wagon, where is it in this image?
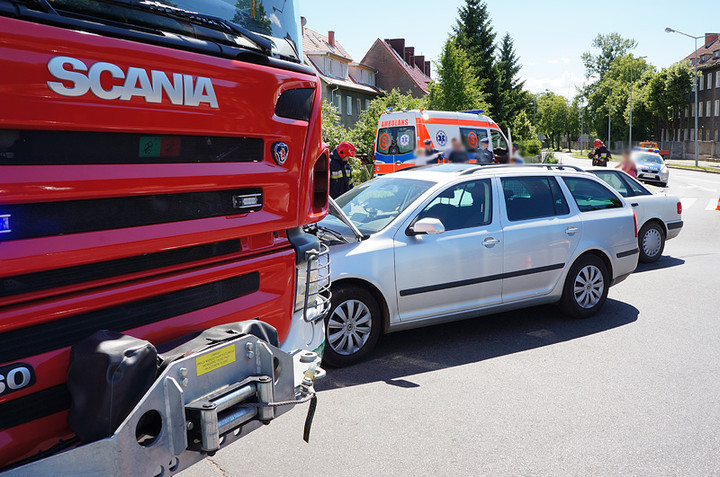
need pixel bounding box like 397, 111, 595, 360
316, 164, 640, 366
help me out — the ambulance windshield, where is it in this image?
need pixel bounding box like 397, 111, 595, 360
376, 126, 416, 156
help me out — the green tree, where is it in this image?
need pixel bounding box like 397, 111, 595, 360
581, 33, 638, 78
584, 54, 654, 144
453, 0, 499, 111
536, 92, 570, 149
321, 99, 348, 150
640, 61, 694, 140
510, 110, 541, 157
495, 32, 525, 125
427, 39, 490, 113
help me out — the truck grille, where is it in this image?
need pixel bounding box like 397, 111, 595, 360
0, 188, 262, 242
0, 240, 241, 299
0, 131, 264, 165
0, 273, 260, 364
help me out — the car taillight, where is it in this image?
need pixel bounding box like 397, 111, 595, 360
677, 201, 682, 215
633, 210, 638, 237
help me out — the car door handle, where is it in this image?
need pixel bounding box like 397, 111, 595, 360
482, 237, 500, 247
631, 203, 639, 207
565, 226, 580, 235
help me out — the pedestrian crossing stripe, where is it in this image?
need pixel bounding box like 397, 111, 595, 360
680, 198, 697, 210
705, 199, 717, 211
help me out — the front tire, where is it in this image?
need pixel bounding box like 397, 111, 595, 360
559, 255, 610, 318
322, 286, 382, 367
638, 222, 665, 263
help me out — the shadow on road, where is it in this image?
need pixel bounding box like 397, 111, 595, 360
634, 255, 685, 273
317, 298, 638, 391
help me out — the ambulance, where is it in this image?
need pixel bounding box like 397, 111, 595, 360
373, 109, 510, 174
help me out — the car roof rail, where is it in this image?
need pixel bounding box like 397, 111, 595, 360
458, 163, 584, 175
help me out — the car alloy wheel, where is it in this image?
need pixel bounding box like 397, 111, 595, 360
573, 264, 604, 309
642, 227, 663, 259
327, 299, 373, 356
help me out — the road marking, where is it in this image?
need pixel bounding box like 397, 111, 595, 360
705, 199, 718, 210
680, 198, 697, 210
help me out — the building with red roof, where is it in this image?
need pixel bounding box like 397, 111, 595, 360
302, 25, 382, 128
360, 38, 432, 98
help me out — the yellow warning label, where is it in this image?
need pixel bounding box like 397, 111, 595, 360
196, 344, 236, 376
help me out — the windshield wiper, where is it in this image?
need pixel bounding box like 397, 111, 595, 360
133, 0, 272, 54
47, 0, 273, 55
317, 225, 349, 244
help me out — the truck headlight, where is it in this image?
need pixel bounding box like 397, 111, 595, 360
294, 244, 331, 320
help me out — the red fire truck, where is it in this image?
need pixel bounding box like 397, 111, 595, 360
0, 0, 330, 474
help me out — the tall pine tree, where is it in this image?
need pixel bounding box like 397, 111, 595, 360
495, 33, 525, 124
453, 0, 498, 113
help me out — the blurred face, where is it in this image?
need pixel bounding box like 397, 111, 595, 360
452, 138, 462, 151
622, 151, 632, 163
481, 141, 488, 149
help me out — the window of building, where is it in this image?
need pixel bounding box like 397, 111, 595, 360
690, 129, 695, 141
715, 100, 719, 116
685, 107, 689, 118
562, 177, 623, 212
346, 96, 352, 115
692, 103, 696, 117
417, 179, 493, 231
699, 76, 703, 91
715, 129, 719, 142
716, 70, 720, 88
707, 72, 713, 90
356, 98, 361, 114
699, 102, 703, 117
334, 93, 342, 114
501, 176, 569, 222
365, 99, 370, 110
707, 100, 712, 117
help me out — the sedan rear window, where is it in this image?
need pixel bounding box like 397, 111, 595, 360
563, 177, 623, 212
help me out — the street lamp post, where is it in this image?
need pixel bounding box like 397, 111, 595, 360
629, 55, 647, 149
608, 83, 612, 150
666, 27, 702, 167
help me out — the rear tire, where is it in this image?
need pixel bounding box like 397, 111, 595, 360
559, 255, 610, 318
638, 222, 665, 263
322, 286, 382, 367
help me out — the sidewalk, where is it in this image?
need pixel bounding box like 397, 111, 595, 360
665, 159, 720, 174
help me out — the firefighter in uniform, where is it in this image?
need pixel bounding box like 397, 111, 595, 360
330, 141, 356, 199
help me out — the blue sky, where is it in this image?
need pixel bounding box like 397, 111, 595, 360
299, 0, 719, 97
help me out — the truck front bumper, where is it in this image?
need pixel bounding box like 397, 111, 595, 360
1, 332, 323, 477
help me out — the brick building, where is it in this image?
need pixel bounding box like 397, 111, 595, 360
361, 38, 432, 98
686, 33, 720, 144
302, 26, 382, 128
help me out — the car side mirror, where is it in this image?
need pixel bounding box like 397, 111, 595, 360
409, 217, 445, 235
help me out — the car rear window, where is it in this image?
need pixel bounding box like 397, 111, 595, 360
562, 177, 623, 212
501, 176, 569, 221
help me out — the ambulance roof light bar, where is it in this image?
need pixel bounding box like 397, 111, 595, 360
461, 109, 484, 115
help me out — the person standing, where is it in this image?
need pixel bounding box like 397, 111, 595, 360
616, 150, 637, 178
329, 141, 355, 199
423, 139, 438, 156
446, 137, 469, 163
477, 137, 495, 164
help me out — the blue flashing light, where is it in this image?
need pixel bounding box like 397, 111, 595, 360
386, 108, 393, 113
0, 214, 10, 234
461, 109, 485, 114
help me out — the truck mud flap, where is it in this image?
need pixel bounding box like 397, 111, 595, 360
1, 328, 322, 476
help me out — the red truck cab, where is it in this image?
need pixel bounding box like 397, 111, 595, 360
0, 0, 329, 473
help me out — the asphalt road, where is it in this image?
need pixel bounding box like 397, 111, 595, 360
181, 155, 720, 476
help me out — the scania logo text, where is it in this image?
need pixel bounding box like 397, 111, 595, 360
46, 56, 219, 108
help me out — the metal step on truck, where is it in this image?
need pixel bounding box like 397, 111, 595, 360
0, 0, 331, 474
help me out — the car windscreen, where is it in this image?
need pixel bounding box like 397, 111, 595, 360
376, 126, 416, 155
326, 178, 433, 235
41, 0, 301, 59
634, 153, 663, 165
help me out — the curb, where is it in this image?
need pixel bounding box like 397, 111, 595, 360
667, 165, 720, 175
